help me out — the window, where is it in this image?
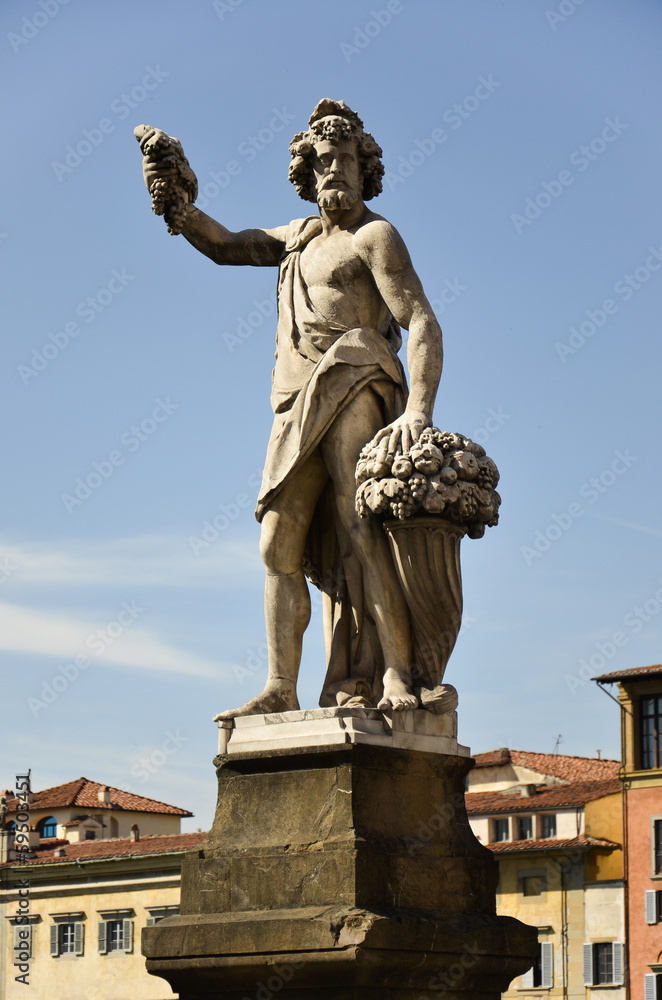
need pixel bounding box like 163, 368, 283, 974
49, 918, 84, 957
98, 917, 133, 954
641, 695, 662, 769
108, 920, 125, 951
644, 973, 662, 1000
59, 923, 75, 953
492, 818, 509, 842
522, 876, 543, 897
654, 820, 662, 875
517, 816, 533, 840
84, 830, 96, 841
583, 942, 624, 986
595, 943, 613, 984
38, 816, 57, 839
520, 942, 553, 988
645, 889, 662, 924
146, 906, 179, 926
12, 923, 32, 959
540, 814, 556, 838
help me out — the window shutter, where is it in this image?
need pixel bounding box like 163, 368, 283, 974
74, 922, 84, 956
583, 943, 594, 986
50, 924, 59, 957
646, 889, 657, 924
612, 942, 624, 986
98, 920, 107, 954
541, 942, 554, 987
645, 974, 657, 1000
123, 918, 133, 953
520, 967, 534, 988
13, 923, 31, 957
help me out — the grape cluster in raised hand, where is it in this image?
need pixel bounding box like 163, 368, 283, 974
134, 124, 198, 236
355, 426, 501, 539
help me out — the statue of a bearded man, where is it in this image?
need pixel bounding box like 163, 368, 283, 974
136, 99, 444, 716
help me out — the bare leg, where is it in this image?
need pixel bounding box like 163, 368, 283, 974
321, 390, 417, 711
214, 450, 328, 720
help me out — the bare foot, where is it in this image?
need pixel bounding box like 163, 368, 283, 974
213, 680, 300, 721
378, 671, 418, 712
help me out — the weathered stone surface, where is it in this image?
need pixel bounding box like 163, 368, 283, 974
218, 706, 464, 756
143, 743, 537, 997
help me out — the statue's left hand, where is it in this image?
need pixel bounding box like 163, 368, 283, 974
372, 408, 430, 459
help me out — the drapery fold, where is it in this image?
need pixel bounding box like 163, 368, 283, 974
255, 217, 408, 705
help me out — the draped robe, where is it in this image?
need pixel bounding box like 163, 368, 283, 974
255, 216, 408, 706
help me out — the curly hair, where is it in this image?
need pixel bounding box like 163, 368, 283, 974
288, 99, 384, 203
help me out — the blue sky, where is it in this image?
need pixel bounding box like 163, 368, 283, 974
2, 0, 661, 831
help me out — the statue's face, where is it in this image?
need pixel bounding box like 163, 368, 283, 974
312, 138, 362, 211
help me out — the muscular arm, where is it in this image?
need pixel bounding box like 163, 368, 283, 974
180, 204, 288, 267
356, 219, 443, 451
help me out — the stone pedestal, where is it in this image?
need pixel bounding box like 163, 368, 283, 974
143, 710, 536, 998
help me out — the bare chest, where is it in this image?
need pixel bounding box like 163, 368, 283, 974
299, 231, 369, 291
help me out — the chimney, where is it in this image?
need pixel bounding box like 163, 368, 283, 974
519, 784, 538, 798
53, 847, 66, 857
130, 824, 140, 842
97, 786, 111, 804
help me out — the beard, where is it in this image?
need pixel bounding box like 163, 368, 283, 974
317, 187, 359, 211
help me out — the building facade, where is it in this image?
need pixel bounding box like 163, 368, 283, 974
594, 664, 662, 1000
0, 776, 202, 1000
466, 748, 625, 997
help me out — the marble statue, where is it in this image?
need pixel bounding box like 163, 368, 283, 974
135, 100, 499, 719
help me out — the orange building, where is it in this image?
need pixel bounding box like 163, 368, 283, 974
594, 665, 662, 1000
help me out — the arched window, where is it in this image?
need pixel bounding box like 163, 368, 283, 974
38, 816, 57, 839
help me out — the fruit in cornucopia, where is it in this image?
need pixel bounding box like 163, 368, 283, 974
423, 488, 446, 513
449, 450, 479, 480
392, 455, 414, 480
411, 442, 443, 474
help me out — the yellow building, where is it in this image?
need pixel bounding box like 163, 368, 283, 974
466, 749, 624, 997
0, 777, 203, 1000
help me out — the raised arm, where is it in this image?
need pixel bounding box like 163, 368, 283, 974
135, 124, 287, 267
356, 219, 443, 454
180, 205, 287, 267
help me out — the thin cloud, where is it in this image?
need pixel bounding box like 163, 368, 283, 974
0, 534, 261, 588
590, 514, 662, 538
0, 602, 221, 678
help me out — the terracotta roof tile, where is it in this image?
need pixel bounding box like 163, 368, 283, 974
4, 778, 192, 817
472, 749, 619, 782
1, 831, 206, 867
466, 778, 621, 814
485, 834, 620, 853
593, 664, 662, 683
472, 748, 512, 768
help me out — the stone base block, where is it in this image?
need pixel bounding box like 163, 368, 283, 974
146, 906, 535, 999
144, 713, 536, 998
217, 707, 467, 757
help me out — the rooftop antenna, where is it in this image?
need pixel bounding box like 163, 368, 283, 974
552, 734, 563, 755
